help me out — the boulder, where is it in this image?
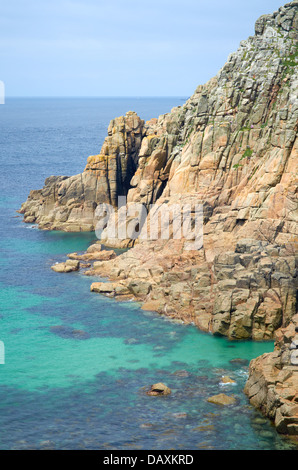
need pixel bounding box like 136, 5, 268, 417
51, 260, 80, 273
220, 376, 236, 384
207, 394, 236, 406
146, 383, 171, 396
90, 281, 131, 297
86, 243, 102, 253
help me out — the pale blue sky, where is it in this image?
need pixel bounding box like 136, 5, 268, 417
1, 0, 286, 97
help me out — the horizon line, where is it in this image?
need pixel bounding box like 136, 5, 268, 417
5, 95, 189, 99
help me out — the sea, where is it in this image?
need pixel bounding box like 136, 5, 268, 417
0, 97, 296, 450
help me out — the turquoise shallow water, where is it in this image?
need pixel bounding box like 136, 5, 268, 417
0, 98, 297, 450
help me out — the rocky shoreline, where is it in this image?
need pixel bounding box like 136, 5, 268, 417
20, 2, 298, 437
244, 315, 298, 437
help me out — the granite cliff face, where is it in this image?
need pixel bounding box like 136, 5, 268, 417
244, 315, 298, 436
20, 1, 298, 339
20, 2, 298, 435
19, 111, 145, 231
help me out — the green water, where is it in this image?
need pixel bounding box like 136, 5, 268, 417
0, 218, 295, 450
0, 97, 296, 450
0, 282, 274, 392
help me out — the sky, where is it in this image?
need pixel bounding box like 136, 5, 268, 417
0, 0, 286, 97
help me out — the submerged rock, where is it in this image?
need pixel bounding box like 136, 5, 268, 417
172, 412, 188, 419
230, 358, 250, 366
50, 325, 89, 339
172, 370, 190, 378
207, 394, 237, 406
220, 376, 236, 385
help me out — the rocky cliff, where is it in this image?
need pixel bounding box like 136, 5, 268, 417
20, 0, 298, 339
19, 111, 145, 231
20, 2, 298, 435
244, 314, 298, 436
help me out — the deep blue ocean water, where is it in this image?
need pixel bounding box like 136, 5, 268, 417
0, 97, 297, 450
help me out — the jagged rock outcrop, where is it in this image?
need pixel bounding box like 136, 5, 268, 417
20, 1, 298, 435
19, 112, 145, 230
20, 1, 298, 338
20, 1, 298, 336
244, 315, 298, 436
90, 2, 298, 343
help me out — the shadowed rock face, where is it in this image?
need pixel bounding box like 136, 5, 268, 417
20, 2, 298, 435
19, 111, 145, 231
